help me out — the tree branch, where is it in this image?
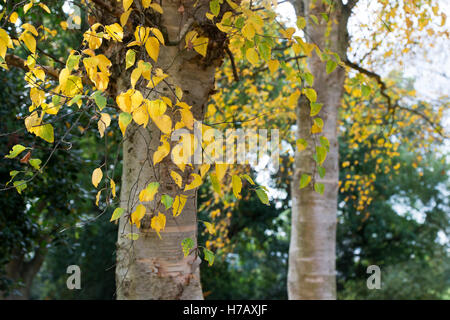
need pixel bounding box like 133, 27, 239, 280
5, 54, 59, 79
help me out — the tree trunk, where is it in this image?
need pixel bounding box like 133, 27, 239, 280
112, 1, 227, 300
2, 247, 47, 300
288, 0, 351, 300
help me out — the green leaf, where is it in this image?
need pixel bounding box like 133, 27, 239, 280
299, 173, 311, 189
255, 188, 269, 205
314, 182, 325, 194
319, 136, 330, 151
203, 248, 215, 266
309, 14, 319, 24
258, 42, 271, 61
13, 180, 27, 194
318, 166, 326, 179
181, 237, 194, 257
326, 60, 337, 74
362, 84, 371, 97
5, 144, 27, 159
29, 158, 41, 170
93, 91, 107, 111
68, 94, 83, 106
127, 233, 139, 240
161, 194, 174, 210
110, 207, 125, 222
310, 102, 323, 116
210, 173, 221, 195
210, 0, 220, 16
316, 146, 327, 165
303, 73, 314, 86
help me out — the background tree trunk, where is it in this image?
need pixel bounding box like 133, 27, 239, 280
288, 0, 351, 300
2, 247, 47, 300
113, 0, 227, 299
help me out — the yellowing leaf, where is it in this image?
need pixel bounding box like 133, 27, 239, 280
299, 173, 311, 189
151, 212, 166, 238
5, 144, 27, 159
184, 173, 202, 191
110, 207, 124, 222
119, 112, 132, 136
139, 182, 159, 202
92, 167, 103, 188
37, 124, 54, 143
125, 49, 136, 69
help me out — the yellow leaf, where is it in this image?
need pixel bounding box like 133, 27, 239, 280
150, 28, 165, 45
173, 194, 188, 217
246, 47, 259, 65
153, 139, 170, 165
232, 175, 242, 198
123, 0, 133, 11
21, 32, 36, 53
132, 104, 149, 127
142, 0, 152, 8
120, 9, 132, 26
193, 37, 208, 57
215, 163, 227, 181
149, 3, 163, 14
9, 12, 18, 23
170, 170, 183, 188
131, 204, 146, 228
98, 113, 111, 138
184, 173, 202, 191
268, 59, 279, 74
203, 221, 215, 235
110, 179, 116, 198
151, 212, 166, 238
24, 2, 33, 14
92, 167, 103, 188
200, 163, 210, 178
38, 3, 51, 13
242, 23, 255, 40
95, 190, 101, 206
145, 36, 160, 62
